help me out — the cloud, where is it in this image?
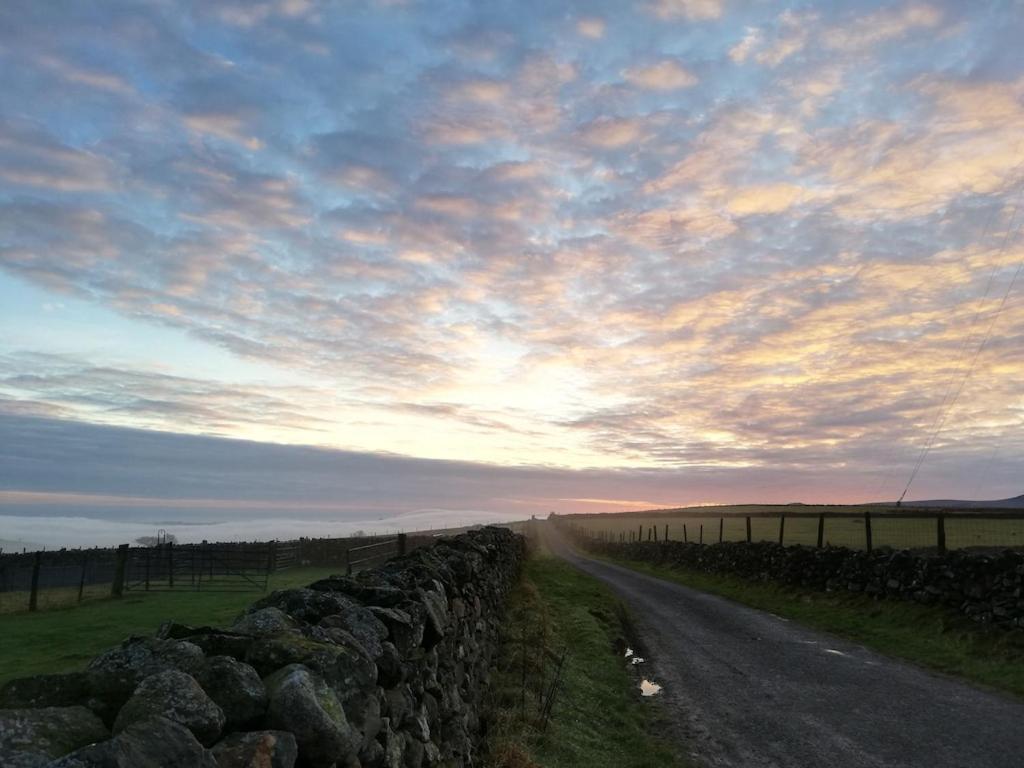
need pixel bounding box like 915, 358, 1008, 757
727, 183, 806, 215
577, 117, 647, 148
1, 0, 1023, 506
729, 10, 815, 67
0, 122, 115, 192
623, 60, 698, 90
4, 414, 1018, 546
646, 0, 723, 22
576, 17, 606, 39
823, 3, 942, 52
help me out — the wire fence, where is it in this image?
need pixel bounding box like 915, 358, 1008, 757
0, 519, 531, 615
564, 509, 1024, 553
0, 532, 429, 614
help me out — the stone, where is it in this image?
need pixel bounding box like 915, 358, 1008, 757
114, 669, 226, 746
376, 642, 405, 688
0, 673, 134, 726
403, 735, 425, 768
371, 606, 424, 656
48, 715, 218, 767
0, 673, 92, 710
359, 737, 385, 768
232, 608, 301, 637
320, 605, 389, 659
418, 583, 450, 638
406, 705, 430, 742
247, 633, 377, 699
197, 656, 267, 729
423, 741, 441, 765
264, 664, 358, 768
309, 577, 407, 607
248, 589, 357, 625
157, 622, 254, 659
384, 686, 414, 726
87, 637, 205, 684
211, 730, 298, 768
381, 721, 405, 768
0, 706, 107, 763
5, 752, 54, 767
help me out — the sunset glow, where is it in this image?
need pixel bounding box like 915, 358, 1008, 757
2, 1, 1023, 539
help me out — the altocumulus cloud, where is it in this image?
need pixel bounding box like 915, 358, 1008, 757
1, 0, 1023, 528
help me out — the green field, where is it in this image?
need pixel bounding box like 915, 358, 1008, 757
487, 548, 686, 768
564, 505, 1024, 551
0, 582, 118, 615
0, 567, 339, 686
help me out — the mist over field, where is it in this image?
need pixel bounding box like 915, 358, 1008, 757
0, 508, 522, 552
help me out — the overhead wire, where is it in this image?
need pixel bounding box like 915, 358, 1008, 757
897, 174, 1024, 503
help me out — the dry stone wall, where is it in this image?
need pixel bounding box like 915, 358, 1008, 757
0, 527, 524, 768
584, 538, 1024, 628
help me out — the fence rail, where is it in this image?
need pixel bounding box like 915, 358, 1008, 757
123, 543, 275, 593
563, 509, 1024, 553
0, 530, 430, 614
346, 536, 405, 574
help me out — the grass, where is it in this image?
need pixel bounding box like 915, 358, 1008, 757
0, 583, 118, 614
603, 554, 1024, 699
486, 548, 687, 768
0, 567, 340, 686
568, 507, 1024, 550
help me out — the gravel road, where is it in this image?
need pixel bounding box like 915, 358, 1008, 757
546, 527, 1024, 768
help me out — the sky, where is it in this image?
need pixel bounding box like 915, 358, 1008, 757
2, 0, 1024, 546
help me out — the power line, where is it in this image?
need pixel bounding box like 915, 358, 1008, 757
897, 178, 1024, 503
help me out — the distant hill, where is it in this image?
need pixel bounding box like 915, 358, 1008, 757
901, 495, 1024, 509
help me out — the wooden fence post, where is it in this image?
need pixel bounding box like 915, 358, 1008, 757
653, 526, 658, 542
816, 514, 825, 548
78, 552, 88, 603
28, 551, 41, 612
719, 518, 724, 543
638, 524, 643, 542
144, 549, 150, 591
864, 511, 873, 552
936, 515, 946, 553
167, 542, 174, 589
683, 524, 688, 543
664, 524, 668, 541
745, 516, 752, 543
267, 541, 277, 575
778, 515, 786, 546
111, 544, 128, 598
699, 524, 703, 545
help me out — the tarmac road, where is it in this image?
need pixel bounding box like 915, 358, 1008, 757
544, 525, 1024, 768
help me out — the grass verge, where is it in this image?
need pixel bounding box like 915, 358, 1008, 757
603, 554, 1024, 698
485, 550, 687, 768
0, 566, 339, 686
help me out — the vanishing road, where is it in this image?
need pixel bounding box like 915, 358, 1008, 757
546, 527, 1024, 768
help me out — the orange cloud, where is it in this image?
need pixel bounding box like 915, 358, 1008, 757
623, 60, 698, 90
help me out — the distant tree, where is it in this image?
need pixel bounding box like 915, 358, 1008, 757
135, 534, 178, 546
352, 529, 367, 538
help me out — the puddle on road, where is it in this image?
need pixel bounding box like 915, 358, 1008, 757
625, 647, 661, 695
640, 679, 663, 696
624, 647, 646, 664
